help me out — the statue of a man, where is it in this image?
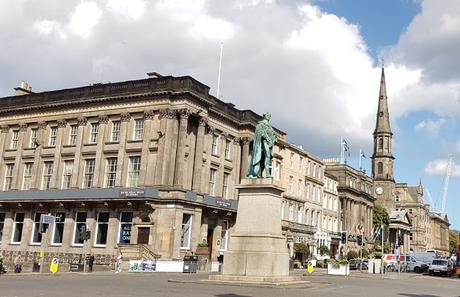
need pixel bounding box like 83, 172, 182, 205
247, 112, 276, 178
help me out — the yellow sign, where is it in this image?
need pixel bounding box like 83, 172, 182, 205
39, 251, 44, 258
50, 258, 59, 274
307, 264, 314, 274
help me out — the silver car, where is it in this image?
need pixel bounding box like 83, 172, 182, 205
428, 259, 453, 277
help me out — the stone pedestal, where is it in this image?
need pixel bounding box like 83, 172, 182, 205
210, 178, 301, 284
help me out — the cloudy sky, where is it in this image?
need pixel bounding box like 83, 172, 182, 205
0, 0, 459, 229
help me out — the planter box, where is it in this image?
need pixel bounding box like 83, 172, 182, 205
195, 247, 210, 255
327, 263, 350, 275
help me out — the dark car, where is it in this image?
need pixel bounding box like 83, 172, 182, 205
349, 259, 368, 270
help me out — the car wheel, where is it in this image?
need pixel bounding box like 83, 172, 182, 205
414, 267, 421, 273
428, 271, 432, 276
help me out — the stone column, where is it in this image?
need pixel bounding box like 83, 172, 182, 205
51, 120, 67, 189
173, 109, 190, 187
240, 137, 250, 179
192, 117, 207, 192
73, 117, 87, 188
1, 125, 10, 189
116, 113, 131, 187
93, 115, 108, 187
232, 137, 242, 199
139, 110, 155, 186
31, 122, 47, 189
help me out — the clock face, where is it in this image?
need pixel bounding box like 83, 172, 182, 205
375, 186, 384, 195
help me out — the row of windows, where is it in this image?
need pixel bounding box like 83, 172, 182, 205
282, 202, 323, 227
2, 156, 141, 191
288, 152, 323, 180
5, 119, 145, 150
288, 176, 322, 203
2, 211, 133, 247
209, 169, 231, 199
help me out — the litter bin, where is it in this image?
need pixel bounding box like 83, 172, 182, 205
183, 256, 198, 273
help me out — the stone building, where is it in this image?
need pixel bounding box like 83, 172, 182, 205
371, 66, 450, 254
426, 212, 450, 256
323, 160, 375, 254
0, 73, 290, 272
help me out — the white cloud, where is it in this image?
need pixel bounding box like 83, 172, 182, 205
68, 1, 103, 38
425, 159, 460, 177
106, 0, 145, 20
33, 19, 66, 39
415, 118, 446, 135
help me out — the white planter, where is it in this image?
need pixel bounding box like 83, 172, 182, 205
327, 263, 350, 275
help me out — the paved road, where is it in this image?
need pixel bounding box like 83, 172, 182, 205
0, 272, 458, 297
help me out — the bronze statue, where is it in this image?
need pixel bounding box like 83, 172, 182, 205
247, 112, 276, 178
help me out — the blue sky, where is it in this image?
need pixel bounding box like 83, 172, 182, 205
314, 0, 459, 229
0, 0, 458, 229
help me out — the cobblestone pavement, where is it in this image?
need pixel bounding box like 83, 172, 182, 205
0, 270, 458, 297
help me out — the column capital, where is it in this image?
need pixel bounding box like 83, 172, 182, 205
198, 117, 208, 127
178, 108, 191, 120
38, 122, 47, 130
19, 123, 28, 131
144, 110, 155, 120
57, 120, 67, 128
77, 117, 87, 126
207, 125, 215, 134
98, 114, 109, 124
159, 109, 177, 119
1, 125, 9, 133
241, 137, 250, 145
233, 137, 241, 144
120, 112, 131, 122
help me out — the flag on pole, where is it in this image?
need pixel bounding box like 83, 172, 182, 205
342, 138, 350, 156
360, 150, 366, 158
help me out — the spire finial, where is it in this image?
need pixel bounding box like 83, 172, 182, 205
381, 56, 385, 68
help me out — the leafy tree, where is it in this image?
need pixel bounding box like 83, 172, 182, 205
373, 204, 390, 229
294, 243, 310, 256
347, 250, 359, 260
449, 230, 458, 254
318, 245, 330, 256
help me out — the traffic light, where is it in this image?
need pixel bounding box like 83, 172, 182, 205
79, 225, 90, 242
357, 235, 363, 246
341, 231, 347, 244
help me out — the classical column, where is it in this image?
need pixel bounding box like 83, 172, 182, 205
173, 109, 190, 187
191, 117, 207, 192
73, 117, 87, 188
240, 137, 250, 179
139, 110, 155, 186
0, 125, 9, 188
93, 115, 108, 187
31, 122, 47, 189
116, 112, 131, 187
233, 137, 242, 198
51, 120, 67, 188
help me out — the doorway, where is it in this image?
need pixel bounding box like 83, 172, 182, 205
137, 227, 150, 244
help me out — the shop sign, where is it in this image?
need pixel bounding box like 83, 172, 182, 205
119, 188, 145, 197
216, 199, 231, 208
119, 224, 132, 243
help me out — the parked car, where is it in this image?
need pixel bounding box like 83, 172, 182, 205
349, 259, 368, 270
428, 259, 454, 277
405, 256, 428, 273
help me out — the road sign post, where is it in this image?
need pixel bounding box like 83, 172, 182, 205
39, 214, 55, 273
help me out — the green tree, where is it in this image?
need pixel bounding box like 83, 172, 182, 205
449, 230, 458, 254
373, 204, 390, 229
294, 243, 310, 256
318, 245, 330, 256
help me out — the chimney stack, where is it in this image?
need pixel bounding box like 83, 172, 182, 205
147, 72, 163, 79
14, 81, 33, 96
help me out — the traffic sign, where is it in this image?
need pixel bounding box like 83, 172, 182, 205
50, 258, 59, 274
40, 214, 55, 225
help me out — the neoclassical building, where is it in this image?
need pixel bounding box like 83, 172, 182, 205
0, 73, 289, 271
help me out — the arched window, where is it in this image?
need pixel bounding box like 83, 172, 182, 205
378, 138, 383, 150
377, 162, 383, 174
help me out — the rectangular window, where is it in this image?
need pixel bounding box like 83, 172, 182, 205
118, 212, 133, 244
224, 140, 232, 160
289, 205, 294, 221
49, 127, 58, 147
289, 176, 294, 193
42, 161, 53, 190
30, 128, 38, 148
211, 134, 219, 155
180, 213, 192, 249
133, 119, 144, 140
62, 160, 73, 189
73, 212, 87, 245
209, 168, 217, 196
290, 152, 294, 169
274, 161, 281, 180
0, 213, 5, 242
11, 131, 19, 149
12, 212, 24, 244
299, 157, 303, 172
3, 164, 14, 191
220, 220, 229, 251
298, 179, 302, 196
31, 212, 44, 244
95, 212, 109, 246
22, 163, 33, 190
111, 121, 120, 142
297, 206, 303, 223
306, 183, 310, 199
105, 158, 117, 188
83, 159, 95, 188
127, 156, 141, 187
222, 173, 230, 199
52, 212, 66, 245
89, 123, 99, 143
69, 125, 78, 145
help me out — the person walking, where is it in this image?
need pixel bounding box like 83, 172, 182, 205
88, 254, 95, 272
14, 255, 22, 273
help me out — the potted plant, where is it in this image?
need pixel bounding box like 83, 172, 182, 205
196, 242, 210, 254
327, 259, 350, 276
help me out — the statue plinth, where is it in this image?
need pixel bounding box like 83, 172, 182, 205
209, 178, 302, 284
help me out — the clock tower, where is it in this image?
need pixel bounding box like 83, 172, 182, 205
371, 66, 396, 209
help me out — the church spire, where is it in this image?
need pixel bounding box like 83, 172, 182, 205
374, 66, 392, 134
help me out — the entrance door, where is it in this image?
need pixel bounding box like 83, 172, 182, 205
137, 227, 150, 244
207, 228, 214, 258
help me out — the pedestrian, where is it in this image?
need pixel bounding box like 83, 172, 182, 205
88, 254, 95, 272
13, 255, 22, 273
115, 253, 123, 273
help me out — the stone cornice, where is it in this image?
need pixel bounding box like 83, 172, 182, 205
1, 125, 9, 133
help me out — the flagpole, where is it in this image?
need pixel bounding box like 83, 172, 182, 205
359, 149, 362, 170
216, 42, 224, 99
340, 136, 344, 164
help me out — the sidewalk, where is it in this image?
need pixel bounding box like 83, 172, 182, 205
294, 268, 420, 280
